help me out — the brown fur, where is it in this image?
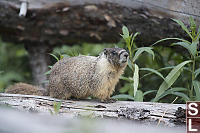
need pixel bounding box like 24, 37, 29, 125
5, 83, 44, 96
49, 48, 128, 101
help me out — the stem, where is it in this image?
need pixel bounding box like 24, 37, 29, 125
190, 57, 196, 99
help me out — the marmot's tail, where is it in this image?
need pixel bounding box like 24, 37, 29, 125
5, 83, 48, 96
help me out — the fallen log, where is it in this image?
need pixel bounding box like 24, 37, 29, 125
1, 0, 199, 45
0, 93, 186, 127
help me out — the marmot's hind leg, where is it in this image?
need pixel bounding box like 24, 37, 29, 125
49, 77, 72, 100
49, 86, 72, 100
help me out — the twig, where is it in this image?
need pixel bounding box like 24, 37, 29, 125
157, 97, 178, 126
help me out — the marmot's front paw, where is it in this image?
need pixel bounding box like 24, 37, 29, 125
101, 98, 117, 103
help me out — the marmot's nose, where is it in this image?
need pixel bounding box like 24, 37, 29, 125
124, 52, 129, 58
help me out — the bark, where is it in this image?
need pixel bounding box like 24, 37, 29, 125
0, 0, 199, 46
0, 93, 186, 127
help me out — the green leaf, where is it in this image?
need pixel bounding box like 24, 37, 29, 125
48, 66, 53, 69
0, 71, 24, 82
190, 41, 198, 56
119, 83, 132, 93
120, 76, 133, 82
158, 66, 175, 71
143, 90, 157, 96
53, 102, 61, 115
121, 26, 131, 49
128, 87, 134, 96
0, 71, 3, 74
195, 25, 200, 41
122, 26, 129, 39
170, 87, 188, 92
140, 68, 165, 81
62, 54, 70, 58
133, 47, 154, 62
172, 19, 193, 39
60, 55, 64, 59
49, 53, 59, 61
112, 94, 134, 101
44, 70, 51, 75
189, 16, 196, 37
127, 58, 133, 70
119, 87, 129, 93
154, 87, 189, 102
133, 64, 139, 97
154, 90, 171, 101
171, 92, 190, 101
140, 66, 175, 80
194, 68, 200, 78
131, 32, 139, 48
193, 80, 200, 101
152, 38, 191, 46
153, 60, 192, 102
172, 41, 197, 57
134, 90, 143, 102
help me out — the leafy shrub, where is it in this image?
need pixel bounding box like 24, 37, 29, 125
114, 16, 200, 103
152, 17, 200, 102
113, 26, 156, 102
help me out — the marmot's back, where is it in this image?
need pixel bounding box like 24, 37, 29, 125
49, 56, 97, 99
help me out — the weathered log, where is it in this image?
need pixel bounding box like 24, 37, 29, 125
1, 0, 200, 46
0, 93, 186, 127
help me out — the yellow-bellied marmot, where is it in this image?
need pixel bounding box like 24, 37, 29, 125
6, 48, 129, 102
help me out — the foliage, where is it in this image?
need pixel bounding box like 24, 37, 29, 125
49, 101, 62, 115
44, 53, 63, 76
113, 26, 156, 102
114, 17, 200, 103
53, 43, 119, 57
0, 39, 31, 91
152, 16, 200, 102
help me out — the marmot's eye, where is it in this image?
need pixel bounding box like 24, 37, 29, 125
111, 51, 117, 55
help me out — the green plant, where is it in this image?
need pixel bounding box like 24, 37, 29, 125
152, 17, 200, 101
113, 26, 160, 101
49, 101, 61, 115
44, 53, 64, 76
0, 39, 31, 90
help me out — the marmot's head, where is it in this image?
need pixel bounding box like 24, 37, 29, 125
103, 48, 129, 67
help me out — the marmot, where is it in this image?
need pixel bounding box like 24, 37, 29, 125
6, 48, 129, 102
